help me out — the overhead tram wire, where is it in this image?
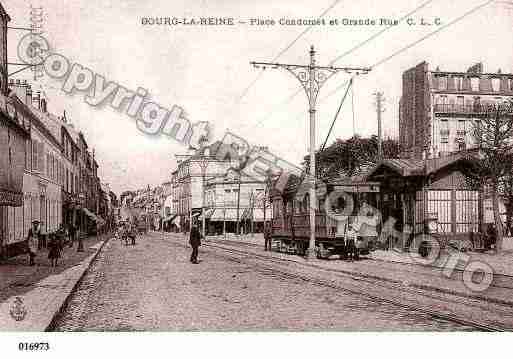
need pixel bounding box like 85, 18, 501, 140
351, 78, 356, 135
237, 0, 345, 102
370, 0, 495, 68
321, 77, 353, 151
289, 0, 496, 154
327, 0, 435, 66
318, 0, 496, 105
248, 0, 437, 130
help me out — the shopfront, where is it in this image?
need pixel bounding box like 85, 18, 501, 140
0, 94, 31, 258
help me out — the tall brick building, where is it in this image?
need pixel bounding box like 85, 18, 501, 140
399, 62, 513, 159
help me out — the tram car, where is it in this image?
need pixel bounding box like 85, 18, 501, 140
136, 214, 149, 234
270, 176, 380, 259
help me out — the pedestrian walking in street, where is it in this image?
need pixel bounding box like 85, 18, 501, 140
47, 233, 62, 267
126, 221, 136, 245
68, 223, 76, 248
123, 222, 130, 246
340, 235, 347, 260
189, 221, 202, 264
41, 223, 49, 249
26, 220, 40, 266
264, 221, 272, 251
486, 223, 498, 250
345, 223, 357, 261
57, 224, 67, 248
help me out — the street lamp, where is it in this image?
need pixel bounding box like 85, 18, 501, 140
77, 192, 86, 252
251, 46, 370, 259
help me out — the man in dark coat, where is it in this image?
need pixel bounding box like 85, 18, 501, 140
264, 222, 272, 251
189, 222, 202, 264
68, 223, 76, 248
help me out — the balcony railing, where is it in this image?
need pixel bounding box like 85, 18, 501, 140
434, 103, 513, 114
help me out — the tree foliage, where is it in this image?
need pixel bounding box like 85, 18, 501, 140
468, 101, 513, 251
304, 135, 400, 179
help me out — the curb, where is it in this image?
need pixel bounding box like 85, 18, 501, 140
45, 235, 111, 332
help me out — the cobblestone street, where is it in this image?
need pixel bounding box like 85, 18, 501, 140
51, 232, 493, 331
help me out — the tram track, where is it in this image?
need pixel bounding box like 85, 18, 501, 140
213, 237, 513, 291
196, 240, 511, 331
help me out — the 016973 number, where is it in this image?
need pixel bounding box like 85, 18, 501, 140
18, 342, 50, 351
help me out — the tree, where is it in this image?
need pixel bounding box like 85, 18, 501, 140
470, 101, 513, 252
304, 135, 400, 179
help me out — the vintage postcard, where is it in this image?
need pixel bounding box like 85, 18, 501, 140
1, 0, 513, 357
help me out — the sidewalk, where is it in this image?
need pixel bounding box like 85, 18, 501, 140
370, 247, 513, 277
0, 234, 110, 331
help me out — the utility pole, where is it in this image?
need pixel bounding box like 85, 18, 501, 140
374, 91, 385, 161
251, 46, 370, 259
235, 173, 241, 236
250, 190, 255, 238
198, 158, 209, 240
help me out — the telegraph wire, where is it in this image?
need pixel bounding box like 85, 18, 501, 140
319, 0, 496, 105
237, 0, 345, 102
247, 0, 437, 130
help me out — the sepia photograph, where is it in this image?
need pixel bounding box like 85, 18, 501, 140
1, 0, 513, 357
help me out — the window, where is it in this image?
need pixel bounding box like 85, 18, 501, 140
438, 76, 447, 90
440, 119, 449, 144
436, 95, 448, 112
457, 120, 466, 137
454, 76, 463, 90
470, 77, 479, 91
492, 78, 500, 92
457, 96, 464, 110
38, 142, 44, 173
473, 97, 481, 112
25, 139, 31, 170
32, 140, 38, 170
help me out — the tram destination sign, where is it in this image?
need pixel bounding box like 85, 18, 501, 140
334, 184, 380, 193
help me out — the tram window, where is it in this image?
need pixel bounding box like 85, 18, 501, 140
318, 198, 325, 212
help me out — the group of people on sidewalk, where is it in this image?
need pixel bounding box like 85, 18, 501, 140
26, 220, 82, 267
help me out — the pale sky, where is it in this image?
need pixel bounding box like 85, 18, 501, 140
4, 0, 513, 195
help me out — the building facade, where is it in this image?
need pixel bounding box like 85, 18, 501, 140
399, 62, 513, 159
0, 81, 65, 257
61, 122, 80, 231
174, 148, 236, 232
205, 170, 272, 234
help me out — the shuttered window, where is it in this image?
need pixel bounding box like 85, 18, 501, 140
38, 142, 44, 173
32, 139, 38, 170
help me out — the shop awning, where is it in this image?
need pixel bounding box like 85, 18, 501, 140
163, 214, 177, 223
240, 208, 267, 221
210, 209, 239, 221
82, 208, 99, 222
198, 209, 214, 220
172, 216, 181, 228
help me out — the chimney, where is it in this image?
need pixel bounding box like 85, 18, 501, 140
26, 85, 32, 104
32, 91, 41, 109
